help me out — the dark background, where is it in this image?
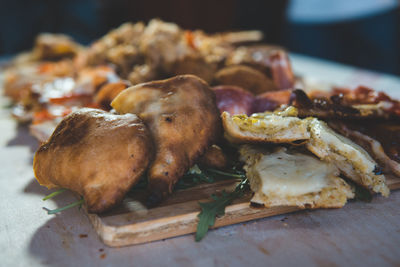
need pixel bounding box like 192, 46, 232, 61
1, 0, 399, 75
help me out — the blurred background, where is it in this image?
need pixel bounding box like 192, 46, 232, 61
1, 0, 399, 74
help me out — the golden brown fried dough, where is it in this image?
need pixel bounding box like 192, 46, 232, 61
33, 108, 153, 213
111, 75, 221, 203
214, 65, 277, 94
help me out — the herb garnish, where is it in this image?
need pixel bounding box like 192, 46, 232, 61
42, 188, 67, 201
195, 177, 249, 241
45, 198, 84, 215
41, 164, 250, 241
43, 189, 84, 214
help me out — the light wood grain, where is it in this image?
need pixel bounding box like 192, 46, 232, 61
87, 175, 400, 247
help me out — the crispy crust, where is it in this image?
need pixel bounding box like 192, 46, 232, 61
329, 122, 400, 177
240, 145, 354, 209
306, 119, 389, 196
223, 108, 389, 196
221, 111, 310, 144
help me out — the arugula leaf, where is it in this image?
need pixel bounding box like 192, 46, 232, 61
195, 178, 249, 241
196, 191, 232, 241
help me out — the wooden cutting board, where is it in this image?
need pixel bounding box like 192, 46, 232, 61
86, 175, 400, 247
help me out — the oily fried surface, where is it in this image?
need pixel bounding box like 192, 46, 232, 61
111, 75, 221, 203
33, 108, 153, 213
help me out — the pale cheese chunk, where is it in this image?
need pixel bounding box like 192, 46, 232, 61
255, 147, 335, 197
240, 145, 354, 209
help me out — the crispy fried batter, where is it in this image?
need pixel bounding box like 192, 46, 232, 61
240, 145, 354, 209
111, 75, 221, 203
223, 107, 389, 196
329, 121, 400, 177
221, 107, 310, 144
33, 108, 153, 213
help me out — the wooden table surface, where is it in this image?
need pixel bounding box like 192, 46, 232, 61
1, 54, 400, 267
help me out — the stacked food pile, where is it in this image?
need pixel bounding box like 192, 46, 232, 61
2, 19, 399, 241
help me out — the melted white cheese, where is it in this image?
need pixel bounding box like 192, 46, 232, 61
255, 148, 337, 197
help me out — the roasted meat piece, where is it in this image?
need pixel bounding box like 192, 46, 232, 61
253, 89, 292, 113
292, 87, 400, 119
215, 65, 277, 94
111, 75, 221, 204
226, 45, 295, 90
213, 85, 255, 116
33, 108, 154, 213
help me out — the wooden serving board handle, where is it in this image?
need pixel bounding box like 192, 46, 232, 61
86, 176, 400, 247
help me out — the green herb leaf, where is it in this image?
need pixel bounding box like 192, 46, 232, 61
42, 188, 67, 201
205, 168, 246, 179
195, 191, 235, 241
46, 197, 84, 215
195, 178, 249, 241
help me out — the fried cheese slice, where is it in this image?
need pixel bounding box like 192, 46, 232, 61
306, 119, 390, 196
223, 107, 389, 196
240, 145, 354, 208
222, 107, 310, 144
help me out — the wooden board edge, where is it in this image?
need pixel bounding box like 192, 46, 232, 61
87, 202, 299, 247
87, 177, 400, 247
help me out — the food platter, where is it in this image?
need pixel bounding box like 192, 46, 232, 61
2, 19, 400, 249
87, 175, 400, 247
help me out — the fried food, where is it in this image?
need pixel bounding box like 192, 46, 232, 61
240, 145, 354, 208
222, 107, 310, 144
33, 108, 154, 213
329, 121, 400, 177
223, 107, 389, 196
306, 119, 389, 196
111, 75, 221, 203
